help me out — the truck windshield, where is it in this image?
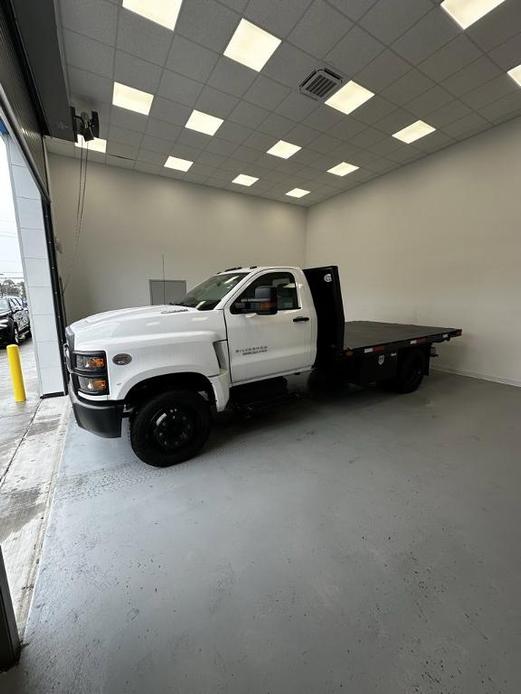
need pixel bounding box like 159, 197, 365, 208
178, 273, 248, 311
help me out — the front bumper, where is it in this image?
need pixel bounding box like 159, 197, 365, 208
69, 382, 123, 438
0, 325, 11, 344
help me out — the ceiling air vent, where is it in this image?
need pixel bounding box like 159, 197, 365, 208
299, 68, 342, 101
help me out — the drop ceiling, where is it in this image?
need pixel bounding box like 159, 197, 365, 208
46, 0, 521, 206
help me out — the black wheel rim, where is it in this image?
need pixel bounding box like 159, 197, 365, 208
148, 405, 197, 452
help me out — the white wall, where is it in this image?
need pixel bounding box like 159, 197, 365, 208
6, 137, 64, 396
48, 155, 306, 323
306, 116, 521, 387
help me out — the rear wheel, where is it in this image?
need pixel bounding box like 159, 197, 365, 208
130, 389, 211, 467
386, 349, 426, 394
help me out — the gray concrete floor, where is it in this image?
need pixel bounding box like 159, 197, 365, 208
2, 372, 520, 693
0, 339, 39, 480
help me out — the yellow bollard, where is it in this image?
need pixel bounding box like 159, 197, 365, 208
7, 344, 26, 402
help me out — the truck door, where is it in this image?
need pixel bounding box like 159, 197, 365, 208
225, 270, 314, 383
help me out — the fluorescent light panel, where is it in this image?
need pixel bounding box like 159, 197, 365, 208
325, 80, 374, 115
266, 140, 301, 159
286, 188, 309, 198
441, 0, 506, 29
122, 0, 183, 30
75, 135, 106, 153
393, 120, 436, 144
507, 64, 521, 86
164, 156, 193, 172
232, 174, 258, 187
327, 161, 359, 177
185, 109, 223, 136
112, 81, 153, 115
224, 18, 281, 72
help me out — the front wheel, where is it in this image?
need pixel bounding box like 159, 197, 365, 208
130, 389, 211, 467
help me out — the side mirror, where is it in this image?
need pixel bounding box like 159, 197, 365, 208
234, 286, 278, 315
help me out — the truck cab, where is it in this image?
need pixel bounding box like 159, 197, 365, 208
66, 265, 461, 466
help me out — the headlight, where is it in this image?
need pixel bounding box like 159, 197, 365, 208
77, 376, 108, 394
75, 354, 106, 370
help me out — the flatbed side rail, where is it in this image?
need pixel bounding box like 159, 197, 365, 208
344, 328, 463, 357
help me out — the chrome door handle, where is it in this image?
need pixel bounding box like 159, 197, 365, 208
293, 316, 310, 322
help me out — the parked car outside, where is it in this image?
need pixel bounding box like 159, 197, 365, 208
0, 296, 31, 346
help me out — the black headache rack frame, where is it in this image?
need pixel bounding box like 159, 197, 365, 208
303, 265, 462, 365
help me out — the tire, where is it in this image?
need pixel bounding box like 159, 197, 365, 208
130, 389, 211, 467
386, 349, 426, 394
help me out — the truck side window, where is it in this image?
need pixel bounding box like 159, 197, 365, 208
233, 272, 299, 312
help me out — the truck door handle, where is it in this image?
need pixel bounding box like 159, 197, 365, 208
293, 316, 310, 323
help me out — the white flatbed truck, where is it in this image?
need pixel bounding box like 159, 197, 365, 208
65, 265, 462, 466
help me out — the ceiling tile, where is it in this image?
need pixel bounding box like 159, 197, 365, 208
258, 113, 294, 138
63, 30, 114, 79
106, 141, 139, 159
232, 146, 264, 163
140, 134, 174, 153
442, 57, 502, 97
302, 105, 343, 132
196, 151, 226, 167
354, 50, 410, 92
228, 101, 270, 128
285, 123, 322, 146
308, 133, 344, 154
275, 92, 319, 121
196, 86, 239, 118
411, 129, 454, 153
381, 69, 434, 106
443, 113, 490, 138
148, 97, 192, 126
116, 9, 173, 65
108, 124, 143, 146
489, 33, 521, 71
67, 66, 113, 104
478, 91, 521, 124
60, 0, 117, 45
176, 129, 212, 150
145, 117, 183, 140
322, 0, 378, 22
205, 138, 240, 156
244, 0, 314, 37
460, 75, 518, 111
348, 95, 397, 125
350, 125, 387, 147
136, 149, 165, 165
262, 42, 318, 89
427, 100, 472, 128
207, 57, 257, 97
166, 36, 219, 82
169, 143, 203, 161
110, 106, 149, 133
157, 70, 203, 107
243, 75, 292, 110
176, 0, 238, 52
326, 25, 384, 76
467, 1, 521, 52
373, 107, 416, 134
418, 34, 482, 83
105, 154, 134, 169
406, 84, 453, 117
366, 136, 404, 157
215, 122, 255, 145
360, 0, 432, 44
327, 116, 367, 140
386, 146, 422, 164
114, 51, 163, 93
243, 131, 278, 152
287, 0, 353, 58
392, 8, 459, 64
